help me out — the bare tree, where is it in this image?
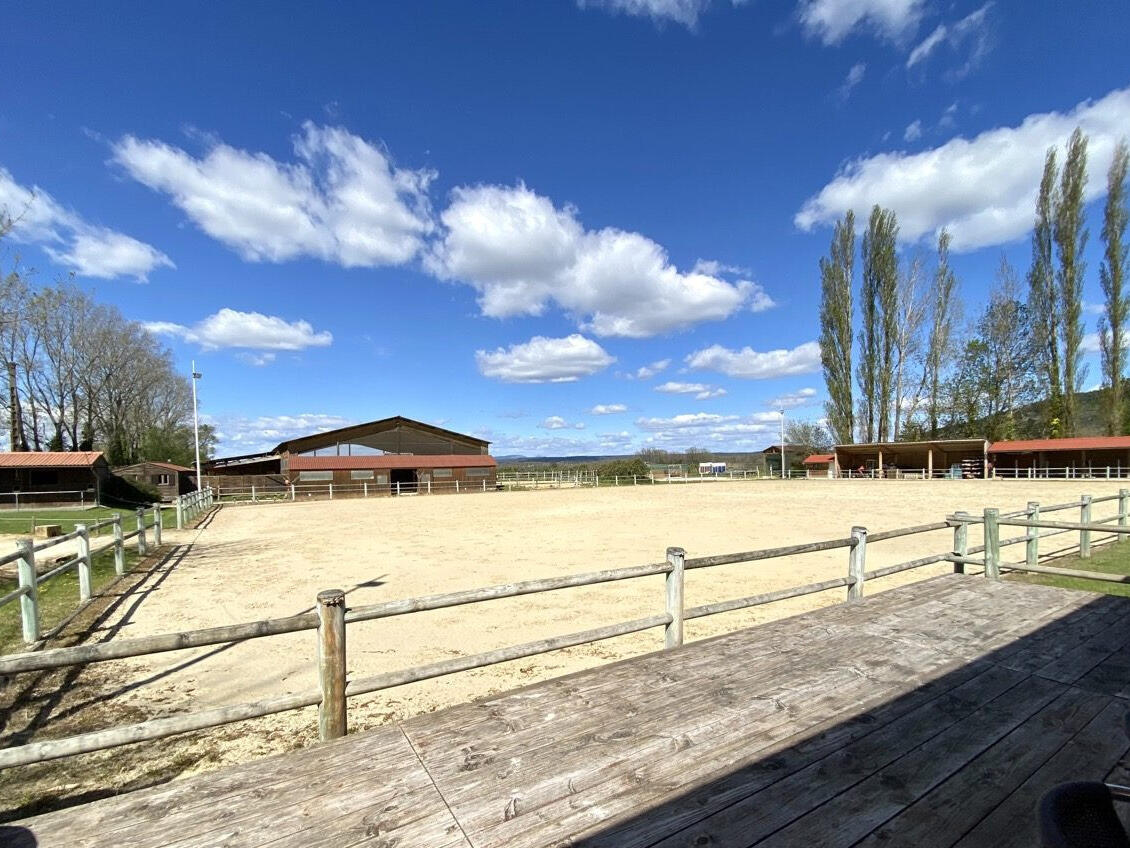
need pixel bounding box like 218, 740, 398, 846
892, 252, 929, 440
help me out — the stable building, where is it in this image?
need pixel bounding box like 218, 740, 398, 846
833, 439, 989, 479
989, 436, 1130, 478
114, 461, 197, 501
203, 416, 493, 494
0, 451, 110, 505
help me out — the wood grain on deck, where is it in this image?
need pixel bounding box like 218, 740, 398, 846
9, 574, 1130, 847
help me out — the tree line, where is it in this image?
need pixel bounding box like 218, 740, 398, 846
0, 213, 214, 467
820, 127, 1129, 444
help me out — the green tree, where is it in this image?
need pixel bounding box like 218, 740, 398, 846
819, 210, 854, 443
859, 206, 899, 441
1100, 139, 1130, 435
1029, 147, 1062, 436
856, 206, 883, 442
785, 420, 832, 458
923, 229, 958, 437
1055, 127, 1089, 436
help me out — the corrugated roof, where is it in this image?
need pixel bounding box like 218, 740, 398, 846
117, 461, 194, 473
0, 451, 105, 468
990, 436, 1130, 453
288, 454, 497, 471
803, 454, 835, 464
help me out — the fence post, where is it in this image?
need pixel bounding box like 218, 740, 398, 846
329, 483, 333, 500
176, 495, 184, 530
952, 512, 969, 575
16, 539, 38, 643
1026, 502, 1039, 568
847, 526, 867, 601
252, 485, 257, 503
363, 482, 368, 498
665, 547, 685, 649
136, 508, 147, 557
396, 481, 401, 497
152, 504, 162, 547
316, 588, 347, 741
1080, 494, 1092, 558
291, 483, 296, 501
983, 508, 1000, 580
427, 479, 431, 494
1120, 489, 1129, 542
455, 480, 459, 494
113, 513, 125, 575
76, 523, 92, 603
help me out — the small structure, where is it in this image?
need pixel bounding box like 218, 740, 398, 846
287, 454, 497, 493
761, 444, 803, 476
114, 461, 197, 502
803, 454, 835, 478
697, 462, 727, 476
833, 439, 989, 479
989, 436, 1130, 478
0, 451, 110, 506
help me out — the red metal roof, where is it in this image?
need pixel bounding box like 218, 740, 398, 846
0, 451, 105, 468
288, 454, 497, 471
989, 436, 1130, 454
803, 454, 835, 464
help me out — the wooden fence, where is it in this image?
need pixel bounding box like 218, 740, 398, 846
0, 489, 1126, 770
174, 487, 213, 528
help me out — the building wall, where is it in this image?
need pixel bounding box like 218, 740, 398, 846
116, 463, 196, 501
0, 467, 101, 502
287, 465, 497, 492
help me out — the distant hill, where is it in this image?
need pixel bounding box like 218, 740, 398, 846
937, 388, 1108, 441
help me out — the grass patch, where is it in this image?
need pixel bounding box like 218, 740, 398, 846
0, 541, 145, 652
1008, 538, 1130, 596
0, 506, 174, 536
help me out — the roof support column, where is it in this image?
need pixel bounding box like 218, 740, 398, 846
927, 448, 933, 479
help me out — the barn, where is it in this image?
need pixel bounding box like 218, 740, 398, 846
203, 416, 495, 494
833, 439, 990, 479
114, 461, 197, 501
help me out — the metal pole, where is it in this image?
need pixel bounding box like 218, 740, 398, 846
191, 361, 203, 492
778, 409, 785, 479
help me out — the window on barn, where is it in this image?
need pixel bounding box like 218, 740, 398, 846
432, 468, 452, 478
350, 470, 375, 480
298, 471, 333, 482
154, 474, 172, 486
375, 474, 389, 484
466, 467, 490, 477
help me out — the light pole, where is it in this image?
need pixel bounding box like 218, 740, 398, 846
778, 409, 786, 479
191, 361, 203, 488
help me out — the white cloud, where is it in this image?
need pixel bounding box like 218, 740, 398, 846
144, 308, 333, 352
769, 387, 819, 408
577, 0, 711, 27
210, 412, 354, 454
591, 404, 628, 415
112, 123, 434, 268
634, 359, 672, 379
236, 352, 277, 367
906, 3, 993, 78
696, 387, 727, 399
797, 0, 924, 45
426, 183, 754, 337
475, 334, 615, 383
0, 167, 173, 280
686, 341, 822, 379
541, 416, 569, 430
838, 62, 867, 100
655, 381, 711, 394
904, 119, 923, 142
795, 87, 1130, 251
635, 411, 780, 448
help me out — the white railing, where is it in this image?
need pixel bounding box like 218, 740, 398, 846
0, 504, 167, 644
173, 487, 213, 529
0, 489, 96, 510
210, 480, 494, 504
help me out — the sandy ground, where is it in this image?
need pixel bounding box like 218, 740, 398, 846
85, 478, 1126, 744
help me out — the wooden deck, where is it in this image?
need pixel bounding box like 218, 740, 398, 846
8, 574, 1130, 847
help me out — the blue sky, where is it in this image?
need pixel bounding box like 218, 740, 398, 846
1, 1, 1128, 457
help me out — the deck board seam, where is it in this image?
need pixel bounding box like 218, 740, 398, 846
399, 721, 478, 848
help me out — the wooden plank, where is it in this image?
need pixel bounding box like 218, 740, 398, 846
1037, 611, 1130, 686
752, 674, 1067, 848
854, 685, 1108, 847
954, 698, 1130, 848
603, 664, 1026, 848
1072, 648, 1130, 699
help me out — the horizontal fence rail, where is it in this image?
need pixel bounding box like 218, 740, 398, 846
2, 488, 1128, 770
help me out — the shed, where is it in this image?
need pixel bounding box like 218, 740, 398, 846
114, 461, 197, 502
989, 436, 1130, 478
833, 439, 989, 479
0, 451, 109, 506
803, 454, 835, 479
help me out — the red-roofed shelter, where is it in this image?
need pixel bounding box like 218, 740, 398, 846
0, 451, 110, 505
989, 437, 1130, 478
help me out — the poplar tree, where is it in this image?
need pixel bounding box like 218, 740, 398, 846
1055, 127, 1089, 436
873, 208, 900, 441
819, 210, 854, 444
1100, 139, 1129, 435
857, 206, 880, 442
924, 229, 957, 437
1028, 148, 1062, 436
